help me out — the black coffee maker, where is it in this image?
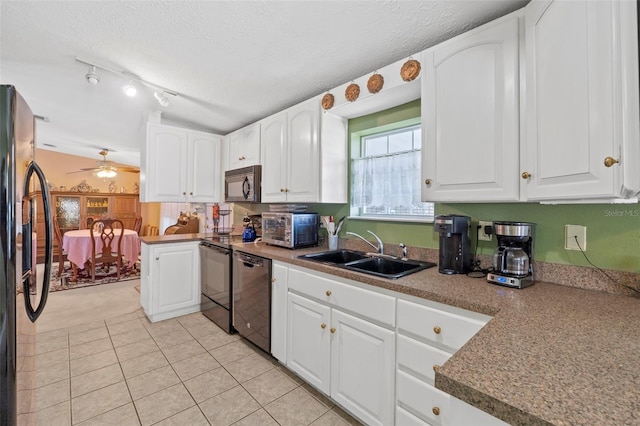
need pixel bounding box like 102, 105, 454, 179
434, 215, 472, 274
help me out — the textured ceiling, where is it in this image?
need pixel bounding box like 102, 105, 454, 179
1, 1, 528, 166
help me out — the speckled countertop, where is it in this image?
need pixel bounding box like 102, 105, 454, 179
140, 233, 205, 244
141, 235, 640, 425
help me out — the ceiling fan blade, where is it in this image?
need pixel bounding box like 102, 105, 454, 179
117, 167, 140, 173
66, 168, 99, 174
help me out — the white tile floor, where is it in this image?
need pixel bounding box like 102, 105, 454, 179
18, 281, 361, 425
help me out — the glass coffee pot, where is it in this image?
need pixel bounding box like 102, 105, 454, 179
493, 246, 529, 277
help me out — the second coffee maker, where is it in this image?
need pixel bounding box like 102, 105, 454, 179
434, 215, 472, 274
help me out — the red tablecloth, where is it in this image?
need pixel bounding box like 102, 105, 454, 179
62, 229, 140, 268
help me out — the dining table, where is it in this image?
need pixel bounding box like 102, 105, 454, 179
62, 228, 140, 281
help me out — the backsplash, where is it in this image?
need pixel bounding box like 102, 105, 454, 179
336, 238, 640, 298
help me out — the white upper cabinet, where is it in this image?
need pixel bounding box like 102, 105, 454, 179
261, 110, 288, 202
261, 98, 347, 203
142, 123, 222, 203
523, 0, 640, 201
227, 122, 260, 171
189, 131, 222, 202
422, 13, 521, 202
420, 0, 639, 203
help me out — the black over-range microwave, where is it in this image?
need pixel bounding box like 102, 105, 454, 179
225, 165, 261, 203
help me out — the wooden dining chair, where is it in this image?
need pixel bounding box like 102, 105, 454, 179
52, 216, 67, 277
133, 216, 142, 234
89, 218, 124, 282
86, 216, 96, 228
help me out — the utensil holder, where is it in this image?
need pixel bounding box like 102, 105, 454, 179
328, 235, 338, 250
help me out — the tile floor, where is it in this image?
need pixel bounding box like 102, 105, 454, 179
19, 289, 361, 425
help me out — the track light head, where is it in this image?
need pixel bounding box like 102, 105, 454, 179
85, 66, 100, 85
122, 80, 137, 97
154, 91, 170, 107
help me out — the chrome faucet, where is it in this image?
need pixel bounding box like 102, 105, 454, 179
346, 230, 384, 254
399, 243, 408, 260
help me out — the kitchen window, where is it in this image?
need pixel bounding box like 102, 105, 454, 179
351, 123, 434, 221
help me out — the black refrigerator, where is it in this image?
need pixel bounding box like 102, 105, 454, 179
1, 85, 53, 425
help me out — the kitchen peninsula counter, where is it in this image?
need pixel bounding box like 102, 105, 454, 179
232, 242, 640, 426
140, 233, 205, 244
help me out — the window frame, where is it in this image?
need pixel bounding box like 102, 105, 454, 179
349, 117, 434, 223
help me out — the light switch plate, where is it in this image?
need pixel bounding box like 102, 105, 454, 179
565, 225, 586, 250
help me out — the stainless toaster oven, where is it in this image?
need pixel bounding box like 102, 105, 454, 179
262, 212, 319, 249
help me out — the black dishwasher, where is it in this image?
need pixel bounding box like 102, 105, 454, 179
200, 241, 234, 333
232, 251, 272, 353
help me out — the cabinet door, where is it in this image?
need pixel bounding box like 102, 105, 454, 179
422, 15, 520, 202
85, 196, 109, 222
228, 123, 261, 171
286, 100, 319, 202
35, 193, 49, 262
55, 195, 82, 232
523, 0, 619, 200
227, 129, 245, 171
153, 244, 199, 315
242, 122, 261, 166
111, 196, 140, 230
261, 112, 288, 202
330, 309, 395, 426
287, 292, 331, 394
271, 262, 288, 362
188, 131, 222, 202
145, 125, 188, 202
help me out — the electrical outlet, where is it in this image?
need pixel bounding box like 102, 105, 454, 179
565, 225, 587, 250
478, 220, 493, 241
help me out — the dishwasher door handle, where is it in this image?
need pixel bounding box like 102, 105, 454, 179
199, 244, 230, 256
235, 256, 264, 268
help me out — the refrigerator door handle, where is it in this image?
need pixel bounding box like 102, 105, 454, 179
22, 161, 52, 322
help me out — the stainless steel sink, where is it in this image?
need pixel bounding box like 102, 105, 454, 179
298, 250, 435, 279
297, 249, 370, 264
343, 257, 436, 279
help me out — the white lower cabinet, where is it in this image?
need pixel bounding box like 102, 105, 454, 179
274, 262, 503, 425
287, 292, 331, 393
330, 309, 395, 426
284, 264, 395, 426
397, 370, 451, 425
270, 262, 289, 363
396, 299, 506, 426
140, 241, 200, 322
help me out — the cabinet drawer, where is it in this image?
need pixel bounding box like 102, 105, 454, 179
396, 406, 429, 426
397, 334, 451, 385
288, 267, 395, 327
397, 299, 488, 350
397, 370, 451, 425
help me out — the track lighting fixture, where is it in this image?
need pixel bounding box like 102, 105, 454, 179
154, 91, 170, 107
85, 66, 100, 85
76, 57, 178, 105
122, 80, 137, 97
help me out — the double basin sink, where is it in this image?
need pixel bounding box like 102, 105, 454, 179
298, 249, 436, 279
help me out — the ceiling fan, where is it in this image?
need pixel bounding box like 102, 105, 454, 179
67, 149, 139, 177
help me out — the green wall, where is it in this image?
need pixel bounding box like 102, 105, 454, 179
306, 100, 640, 274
